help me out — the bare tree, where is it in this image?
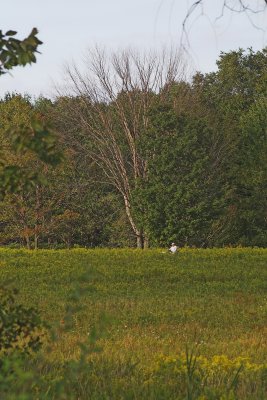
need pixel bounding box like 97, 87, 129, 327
64, 48, 185, 248
183, 0, 267, 31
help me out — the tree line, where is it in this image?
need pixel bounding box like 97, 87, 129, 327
0, 47, 266, 249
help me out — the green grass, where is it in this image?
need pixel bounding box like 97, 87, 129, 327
0, 247, 267, 399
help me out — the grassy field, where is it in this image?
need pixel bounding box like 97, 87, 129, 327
0, 247, 267, 399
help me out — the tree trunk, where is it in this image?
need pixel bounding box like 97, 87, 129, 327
143, 236, 149, 249
123, 195, 150, 249
34, 185, 40, 250
123, 195, 142, 248
25, 235, 31, 250
136, 234, 143, 249
136, 233, 149, 249
34, 234, 38, 250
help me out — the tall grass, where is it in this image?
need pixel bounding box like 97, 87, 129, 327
0, 248, 266, 398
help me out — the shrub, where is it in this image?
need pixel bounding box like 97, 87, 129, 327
0, 286, 46, 355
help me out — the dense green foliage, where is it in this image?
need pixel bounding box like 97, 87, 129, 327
137, 108, 227, 246
0, 248, 266, 398
0, 48, 266, 248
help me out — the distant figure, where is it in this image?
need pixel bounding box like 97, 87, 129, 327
169, 242, 178, 254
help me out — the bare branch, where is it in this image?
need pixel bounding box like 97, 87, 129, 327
63, 47, 186, 244
182, 0, 267, 43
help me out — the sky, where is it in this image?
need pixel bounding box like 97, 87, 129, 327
1, 0, 267, 98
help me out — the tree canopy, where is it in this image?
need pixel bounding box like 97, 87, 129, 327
1, 47, 266, 248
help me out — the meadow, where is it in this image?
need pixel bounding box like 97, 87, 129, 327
0, 247, 266, 399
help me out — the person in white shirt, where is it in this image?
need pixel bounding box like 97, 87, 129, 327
169, 243, 178, 253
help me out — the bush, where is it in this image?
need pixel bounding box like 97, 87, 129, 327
0, 286, 46, 355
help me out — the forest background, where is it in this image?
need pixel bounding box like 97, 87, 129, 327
0, 47, 266, 249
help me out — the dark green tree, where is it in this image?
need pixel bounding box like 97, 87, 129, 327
191, 48, 267, 245
135, 104, 228, 246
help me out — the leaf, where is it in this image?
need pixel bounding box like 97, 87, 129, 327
30, 27, 38, 36
5, 30, 17, 36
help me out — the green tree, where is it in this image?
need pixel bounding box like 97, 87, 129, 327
0, 29, 61, 199
191, 48, 267, 245
0, 94, 63, 248
235, 97, 267, 245
136, 105, 227, 246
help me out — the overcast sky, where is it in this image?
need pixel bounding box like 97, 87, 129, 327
1, 0, 267, 98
